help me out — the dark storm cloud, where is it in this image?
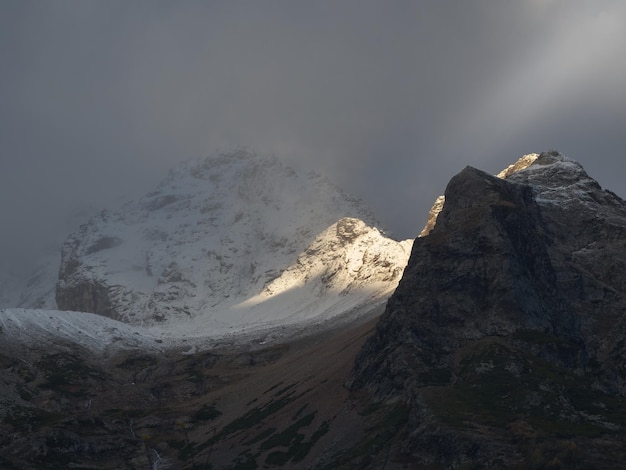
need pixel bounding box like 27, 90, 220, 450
1, 1, 625, 268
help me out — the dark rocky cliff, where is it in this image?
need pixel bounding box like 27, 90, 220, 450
349, 152, 626, 468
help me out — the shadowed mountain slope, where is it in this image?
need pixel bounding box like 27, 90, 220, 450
349, 151, 626, 468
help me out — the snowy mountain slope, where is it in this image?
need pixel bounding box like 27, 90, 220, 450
0, 308, 163, 356
0, 218, 412, 356
214, 217, 413, 335
260, 217, 411, 298
55, 150, 412, 338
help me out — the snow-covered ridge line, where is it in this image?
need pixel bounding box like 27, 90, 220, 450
0, 293, 389, 356
0, 308, 163, 355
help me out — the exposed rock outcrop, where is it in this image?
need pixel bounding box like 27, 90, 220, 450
349, 151, 626, 468
418, 152, 539, 237
418, 195, 445, 237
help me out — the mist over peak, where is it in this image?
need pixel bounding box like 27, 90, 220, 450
1, 1, 625, 271
52, 149, 409, 335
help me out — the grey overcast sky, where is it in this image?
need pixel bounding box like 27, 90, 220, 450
1, 1, 625, 268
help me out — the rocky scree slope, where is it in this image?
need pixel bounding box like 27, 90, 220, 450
55, 150, 411, 337
349, 151, 626, 468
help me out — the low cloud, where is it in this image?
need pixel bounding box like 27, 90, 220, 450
1, 1, 624, 268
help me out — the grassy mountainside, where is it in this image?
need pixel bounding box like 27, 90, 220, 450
1, 309, 412, 469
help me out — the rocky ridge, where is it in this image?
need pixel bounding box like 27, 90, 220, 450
349, 151, 626, 468
418, 152, 539, 237
255, 217, 411, 299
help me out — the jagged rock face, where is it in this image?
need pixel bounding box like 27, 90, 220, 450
56, 151, 410, 330
495, 152, 539, 178
349, 152, 626, 467
418, 153, 539, 237
418, 195, 445, 237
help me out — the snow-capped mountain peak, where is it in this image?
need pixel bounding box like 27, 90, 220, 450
54, 151, 411, 338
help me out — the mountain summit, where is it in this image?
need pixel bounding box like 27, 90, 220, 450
349, 151, 626, 467
55, 150, 411, 338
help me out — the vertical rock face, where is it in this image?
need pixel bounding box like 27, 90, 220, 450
349, 152, 626, 467
418, 153, 539, 237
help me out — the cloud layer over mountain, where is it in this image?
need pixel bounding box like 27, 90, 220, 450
1, 1, 625, 267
